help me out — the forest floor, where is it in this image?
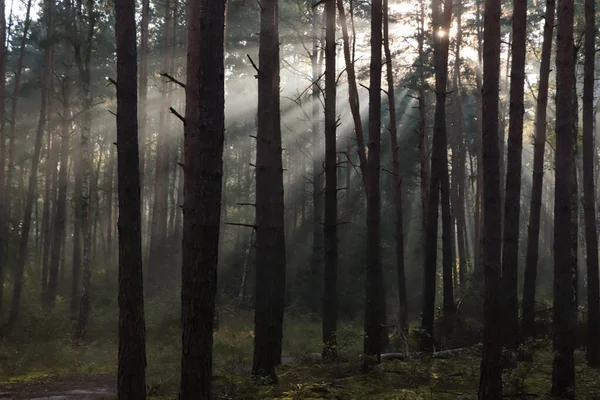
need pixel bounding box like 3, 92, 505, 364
1, 308, 600, 399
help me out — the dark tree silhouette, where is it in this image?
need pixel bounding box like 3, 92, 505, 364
114, 0, 147, 395
180, 0, 227, 398
551, 0, 576, 395
478, 0, 503, 396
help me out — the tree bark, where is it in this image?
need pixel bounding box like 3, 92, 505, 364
251, 0, 286, 383
0, 0, 6, 315
477, 0, 503, 396
501, 0, 527, 357
322, 0, 337, 361
383, 0, 406, 333
74, 0, 96, 341
180, 1, 226, 397
114, 0, 147, 396
550, 0, 576, 395
583, 0, 600, 367
364, 0, 387, 360
421, 0, 452, 350
310, 2, 323, 316
521, 0, 555, 343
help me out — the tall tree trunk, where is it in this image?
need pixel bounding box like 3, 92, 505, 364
5, 0, 53, 332
105, 140, 115, 269
46, 77, 70, 310
180, 1, 226, 398
583, 0, 600, 367
4, 0, 31, 250
73, 0, 96, 340
477, 0, 503, 396
418, 0, 429, 246
501, 0, 527, 358
521, 0, 555, 344
41, 130, 57, 304
310, 2, 323, 316
383, 0, 406, 333
474, 0, 484, 277
421, 0, 452, 350
451, 2, 467, 291
550, 0, 576, 395
252, 0, 286, 383
364, 0, 387, 360
147, 0, 172, 293
138, 0, 149, 204
322, 0, 337, 361
0, 0, 6, 316
115, 0, 147, 395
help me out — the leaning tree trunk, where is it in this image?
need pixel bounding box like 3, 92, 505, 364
583, 0, 600, 368
477, 0, 503, 396
6, 0, 53, 332
322, 0, 338, 361
364, 0, 387, 360
521, 0, 555, 344
252, 0, 287, 383
501, 0, 527, 358
550, 0, 576, 395
115, 0, 147, 396
383, 0, 406, 333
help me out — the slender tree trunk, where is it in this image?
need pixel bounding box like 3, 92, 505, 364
521, 0, 554, 344
501, 0, 527, 358
421, 0, 452, 350
451, 3, 467, 291
105, 140, 115, 268
74, 0, 96, 340
46, 78, 70, 310
41, 130, 57, 304
474, 0, 484, 277
337, 0, 368, 191
322, 0, 337, 361
5, 0, 53, 332
252, 0, 286, 383
364, 0, 387, 360
3, 0, 31, 281
477, 0, 503, 396
550, 0, 576, 394
0, 0, 6, 315
418, 0, 429, 245
583, 0, 600, 367
147, 0, 172, 293
383, 0, 406, 333
115, 0, 147, 395
310, 2, 323, 316
180, 1, 226, 397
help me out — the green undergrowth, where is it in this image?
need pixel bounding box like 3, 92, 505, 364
2, 303, 600, 399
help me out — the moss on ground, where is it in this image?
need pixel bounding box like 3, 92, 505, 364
1, 315, 600, 399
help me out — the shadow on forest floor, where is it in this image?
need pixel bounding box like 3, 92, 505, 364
1, 310, 600, 399
1, 347, 600, 399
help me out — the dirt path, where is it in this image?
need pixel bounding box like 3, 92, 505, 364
0, 374, 115, 400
